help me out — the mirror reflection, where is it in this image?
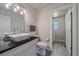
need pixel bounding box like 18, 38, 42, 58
0, 3, 25, 52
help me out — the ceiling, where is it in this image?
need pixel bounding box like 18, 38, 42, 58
28, 3, 52, 10
0, 3, 71, 11
53, 9, 67, 18
23, 3, 71, 10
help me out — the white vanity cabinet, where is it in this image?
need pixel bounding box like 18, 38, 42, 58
0, 38, 38, 56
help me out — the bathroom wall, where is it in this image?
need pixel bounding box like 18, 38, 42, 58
53, 16, 65, 42
37, 4, 71, 41
24, 4, 37, 35
37, 4, 71, 49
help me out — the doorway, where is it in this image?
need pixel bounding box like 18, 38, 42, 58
52, 8, 72, 56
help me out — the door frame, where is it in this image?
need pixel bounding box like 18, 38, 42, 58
49, 4, 78, 56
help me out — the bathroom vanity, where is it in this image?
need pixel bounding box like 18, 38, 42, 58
0, 33, 38, 56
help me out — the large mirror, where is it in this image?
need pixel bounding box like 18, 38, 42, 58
0, 3, 25, 53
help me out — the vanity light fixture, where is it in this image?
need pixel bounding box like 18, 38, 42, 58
14, 8, 17, 12
4, 3, 26, 15
23, 9, 26, 14
5, 3, 11, 9
16, 5, 20, 11
20, 11, 23, 15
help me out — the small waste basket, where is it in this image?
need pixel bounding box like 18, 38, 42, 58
37, 47, 46, 56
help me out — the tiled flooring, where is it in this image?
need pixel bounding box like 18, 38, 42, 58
51, 42, 69, 56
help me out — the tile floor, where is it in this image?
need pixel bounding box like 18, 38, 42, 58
51, 42, 69, 56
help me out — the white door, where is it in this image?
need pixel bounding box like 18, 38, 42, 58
65, 9, 72, 55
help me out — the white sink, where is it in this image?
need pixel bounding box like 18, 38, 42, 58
7, 33, 31, 42
37, 42, 48, 49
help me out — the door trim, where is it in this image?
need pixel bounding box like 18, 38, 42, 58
50, 4, 78, 56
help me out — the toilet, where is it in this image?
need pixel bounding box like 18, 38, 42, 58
37, 42, 48, 56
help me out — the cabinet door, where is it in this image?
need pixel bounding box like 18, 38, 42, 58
0, 38, 38, 56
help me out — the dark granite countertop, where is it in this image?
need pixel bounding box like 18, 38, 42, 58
0, 36, 38, 54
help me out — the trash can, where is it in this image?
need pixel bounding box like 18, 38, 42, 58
37, 47, 46, 56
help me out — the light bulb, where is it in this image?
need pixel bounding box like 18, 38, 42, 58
14, 8, 17, 12
5, 3, 11, 9
53, 12, 58, 17
20, 11, 23, 15
16, 5, 20, 10
23, 9, 26, 13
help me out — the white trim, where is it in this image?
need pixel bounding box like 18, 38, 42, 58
72, 4, 78, 56
50, 4, 78, 56
78, 3, 79, 56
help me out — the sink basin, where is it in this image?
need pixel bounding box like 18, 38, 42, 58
7, 33, 31, 42
37, 42, 48, 49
